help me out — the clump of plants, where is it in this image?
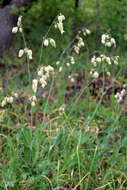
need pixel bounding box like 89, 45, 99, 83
0, 13, 127, 190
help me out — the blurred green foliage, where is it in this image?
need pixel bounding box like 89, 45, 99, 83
21, 0, 127, 52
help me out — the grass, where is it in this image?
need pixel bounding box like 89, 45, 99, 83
0, 91, 127, 189
0, 14, 127, 190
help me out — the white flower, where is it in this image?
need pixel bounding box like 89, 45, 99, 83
59, 104, 66, 112
91, 56, 97, 66
66, 63, 70, 67
40, 78, 47, 88
107, 71, 111, 76
101, 34, 106, 44
91, 56, 96, 63
118, 96, 122, 103
27, 49, 33, 60
12, 27, 18, 33
19, 27, 23, 33
43, 39, 49, 46
106, 57, 111, 64
90, 70, 94, 75
59, 66, 63, 72
41, 82, 47, 88
55, 14, 65, 34
7, 96, 14, 103
57, 22, 65, 34
32, 79, 38, 93
39, 77, 45, 84
78, 41, 84, 47
17, 15, 22, 27
12, 16, 23, 34
70, 56, 75, 64
44, 65, 54, 72
18, 49, 24, 58
96, 57, 101, 62
93, 62, 97, 67
70, 77, 75, 82
12, 93, 18, 98
23, 48, 33, 59
49, 38, 56, 48
115, 89, 126, 103
32, 96, 37, 101
93, 71, 99, 78
54, 23, 58, 28
30, 95, 37, 107
114, 60, 118, 65
58, 14, 65, 23
83, 32, 86, 36
56, 61, 60, 65
111, 38, 116, 46
74, 45, 80, 54
105, 42, 112, 47
31, 101, 36, 107
38, 70, 43, 76
101, 34, 116, 47
1, 99, 6, 107
121, 89, 126, 96
115, 93, 119, 99
85, 29, 91, 35
77, 37, 84, 47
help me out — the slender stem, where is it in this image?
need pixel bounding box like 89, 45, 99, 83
38, 17, 57, 66
21, 31, 31, 84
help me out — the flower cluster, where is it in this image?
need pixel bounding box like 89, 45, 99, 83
31, 65, 54, 107
55, 14, 65, 34
29, 95, 37, 107
90, 70, 99, 79
101, 34, 116, 47
57, 56, 75, 72
68, 73, 78, 83
90, 54, 119, 78
32, 65, 54, 93
91, 54, 119, 67
18, 48, 33, 60
43, 38, 56, 48
12, 16, 23, 33
68, 75, 75, 83
69, 56, 75, 64
91, 54, 111, 66
83, 28, 91, 36
1, 93, 18, 107
115, 89, 126, 103
66, 56, 75, 67
73, 36, 85, 54
113, 56, 119, 65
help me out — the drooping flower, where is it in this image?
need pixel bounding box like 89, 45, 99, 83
12, 27, 18, 34
58, 14, 65, 23
49, 38, 56, 48
43, 39, 49, 46
32, 79, 38, 93
18, 49, 24, 58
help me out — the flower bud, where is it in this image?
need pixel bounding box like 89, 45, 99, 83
43, 39, 49, 46
49, 38, 56, 48
12, 27, 18, 34
18, 49, 24, 58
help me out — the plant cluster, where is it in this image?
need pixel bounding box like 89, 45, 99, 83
0, 12, 127, 190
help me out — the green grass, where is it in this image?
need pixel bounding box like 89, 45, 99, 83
0, 94, 127, 189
